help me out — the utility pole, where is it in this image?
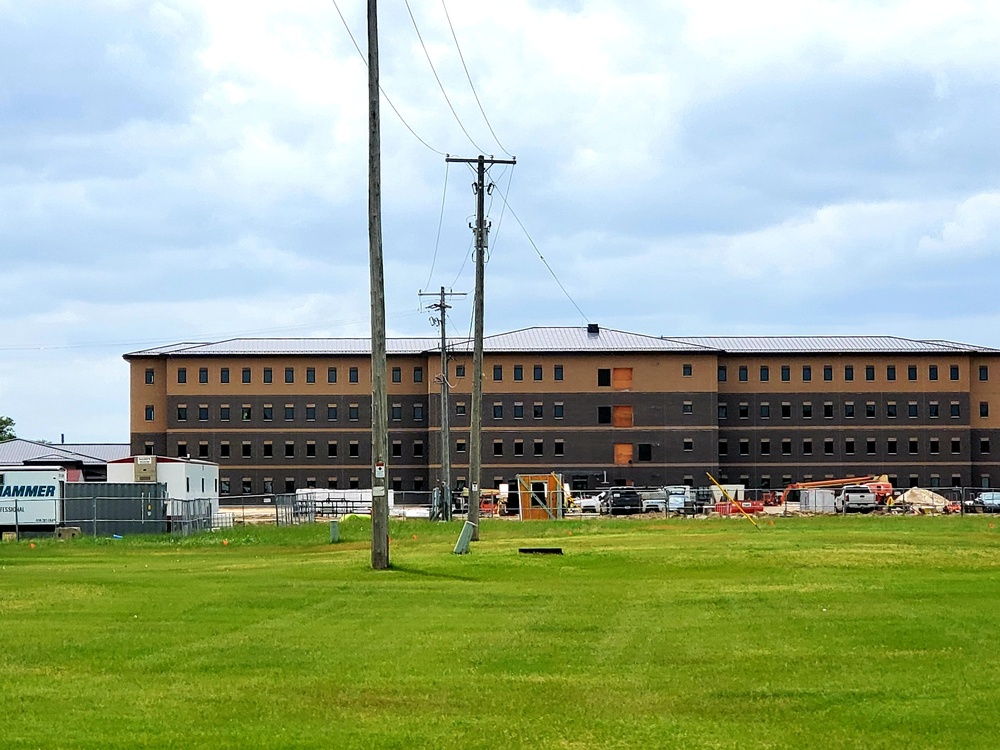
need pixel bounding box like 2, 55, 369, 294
445, 154, 516, 540
368, 0, 389, 569
420, 286, 467, 521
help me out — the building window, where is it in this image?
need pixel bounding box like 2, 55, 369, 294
718, 365, 727, 382
513, 365, 523, 381
613, 405, 634, 427
306, 405, 316, 421
242, 442, 252, 459
554, 403, 564, 419
929, 402, 940, 418
554, 364, 564, 381
845, 365, 854, 381
413, 404, 425, 421
391, 367, 401, 383
887, 438, 897, 455
144, 405, 154, 421
844, 402, 855, 418
683, 438, 694, 452
220, 405, 230, 421
284, 405, 295, 421
824, 439, 834, 455
220, 478, 230, 495
349, 441, 360, 458
887, 402, 897, 418
285, 478, 296, 493
177, 405, 188, 421
781, 403, 791, 419
908, 402, 918, 418
981, 402, 990, 418
866, 438, 876, 455
908, 438, 919, 455
845, 438, 855, 455
391, 404, 402, 421
951, 438, 961, 454
456, 402, 466, 416
413, 441, 424, 458
220, 442, 230, 458
306, 367, 315, 384
865, 365, 875, 381
534, 440, 544, 457
597, 406, 611, 424
950, 365, 960, 381
349, 405, 360, 421
824, 402, 834, 418
683, 401, 693, 415
738, 439, 749, 456
886, 365, 896, 381
802, 402, 812, 419
760, 365, 769, 382
327, 405, 338, 421
823, 365, 833, 382
981, 365, 990, 381
455, 364, 466, 378
348, 477, 359, 490
145, 368, 155, 384
262, 367, 272, 384
598, 368, 611, 386
263, 442, 273, 458
554, 440, 565, 457
682, 363, 692, 377
760, 439, 770, 456
494, 365, 504, 381
866, 402, 876, 418
349, 367, 359, 383
718, 439, 728, 456
929, 365, 938, 381
802, 365, 812, 382
533, 403, 543, 419
782, 439, 792, 455
803, 439, 813, 455
739, 402, 749, 419
738, 365, 748, 382
638, 443, 653, 461
513, 440, 523, 456
237, 368, 248, 385
493, 403, 503, 419
262, 405, 273, 421
718, 403, 728, 420
950, 402, 961, 417
781, 365, 790, 382
198, 405, 208, 421
493, 440, 504, 457
414, 367, 423, 383
907, 365, 917, 381
532, 364, 543, 381
198, 442, 209, 459
328, 441, 337, 457
196, 367, 207, 384
284, 442, 294, 458
981, 438, 991, 454
328, 367, 337, 383
929, 438, 940, 454
177, 367, 187, 384
393, 441, 403, 458
760, 402, 770, 419
514, 403, 524, 419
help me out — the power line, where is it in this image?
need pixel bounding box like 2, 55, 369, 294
492, 186, 590, 324
440, 0, 513, 158
402, 0, 486, 153
329, 0, 446, 155
422, 160, 451, 290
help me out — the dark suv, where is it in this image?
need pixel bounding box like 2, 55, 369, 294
605, 488, 643, 515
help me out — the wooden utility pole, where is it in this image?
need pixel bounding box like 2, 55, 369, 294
368, 0, 389, 569
420, 287, 466, 521
445, 154, 516, 540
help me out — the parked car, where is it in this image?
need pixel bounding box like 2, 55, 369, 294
964, 491, 1000, 513
640, 489, 667, 513
605, 488, 643, 515
575, 494, 604, 514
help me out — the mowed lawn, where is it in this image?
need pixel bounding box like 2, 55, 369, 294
3, 516, 1000, 749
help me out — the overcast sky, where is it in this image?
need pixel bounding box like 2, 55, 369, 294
1, 0, 999, 443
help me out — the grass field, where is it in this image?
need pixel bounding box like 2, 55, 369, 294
3, 515, 1000, 749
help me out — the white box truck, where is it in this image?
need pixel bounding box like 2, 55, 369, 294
0, 468, 66, 526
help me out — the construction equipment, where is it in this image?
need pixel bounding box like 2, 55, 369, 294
777, 475, 892, 506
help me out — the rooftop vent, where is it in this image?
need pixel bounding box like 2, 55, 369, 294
587, 323, 600, 335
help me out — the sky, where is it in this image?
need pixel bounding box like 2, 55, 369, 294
1, 0, 999, 443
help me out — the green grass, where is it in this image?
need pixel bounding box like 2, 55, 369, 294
3, 515, 1000, 749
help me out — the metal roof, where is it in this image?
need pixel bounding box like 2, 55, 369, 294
0, 439, 131, 466
123, 329, 1000, 358
666, 336, 997, 354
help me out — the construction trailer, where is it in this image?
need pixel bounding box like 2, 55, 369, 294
0, 467, 66, 528
106, 455, 220, 515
